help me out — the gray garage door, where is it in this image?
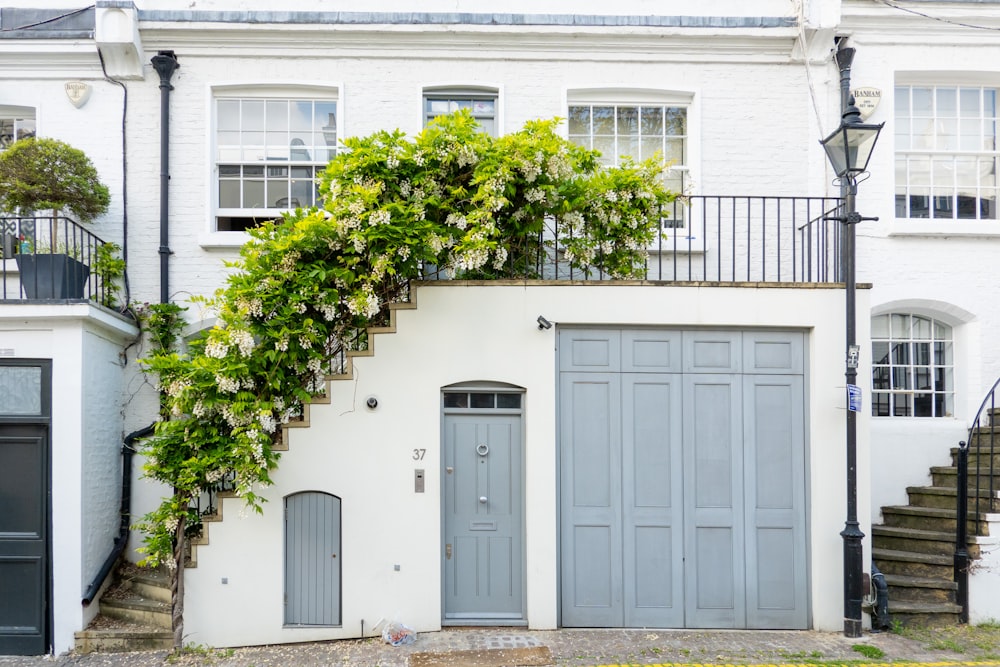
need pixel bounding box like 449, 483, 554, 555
559, 329, 807, 629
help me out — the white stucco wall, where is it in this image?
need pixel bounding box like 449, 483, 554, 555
182, 282, 867, 647
0, 305, 137, 655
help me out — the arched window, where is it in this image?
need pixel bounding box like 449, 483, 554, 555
871, 313, 954, 417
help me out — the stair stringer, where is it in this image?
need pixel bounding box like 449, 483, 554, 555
185, 295, 419, 566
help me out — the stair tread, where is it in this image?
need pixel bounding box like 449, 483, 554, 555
907, 485, 999, 497
101, 592, 170, 613
883, 573, 959, 590
872, 524, 956, 540
882, 505, 957, 516
873, 547, 952, 565
888, 600, 962, 613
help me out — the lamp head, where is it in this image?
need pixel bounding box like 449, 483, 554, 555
820, 97, 884, 179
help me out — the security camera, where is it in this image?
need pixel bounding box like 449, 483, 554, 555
537, 315, 553, 330
366, 395, 378, 409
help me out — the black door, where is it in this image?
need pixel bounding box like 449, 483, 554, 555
0, 361, 51, 655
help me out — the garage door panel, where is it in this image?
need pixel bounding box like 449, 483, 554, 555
623, 373, 684, 627
683, 331, 741, 373
690, 379, 738, 509
622, 330, 681, 373
744, 375, 808, 629
743, 332, 804, 374
569, 378, 617, 508
561, 330, 621, 372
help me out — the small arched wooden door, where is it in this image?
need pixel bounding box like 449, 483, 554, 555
284, 491, 341, 626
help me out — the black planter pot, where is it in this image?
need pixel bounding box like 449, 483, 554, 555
15, 253, 90, 299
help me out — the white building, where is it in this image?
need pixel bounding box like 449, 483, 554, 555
1, 0, 998, 655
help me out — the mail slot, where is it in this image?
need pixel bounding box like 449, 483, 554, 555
469, 520, 497, 531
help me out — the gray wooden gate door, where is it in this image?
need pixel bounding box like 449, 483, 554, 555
0, 361, 50, 656
284, 492, 341, 626
559, 329, 807, 630
443, 413, 523, 622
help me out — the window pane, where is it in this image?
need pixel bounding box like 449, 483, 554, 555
891, 342, 910, 366
914, 342, 931, 365
315, 102, 337, 134
0, 366, 42, 415
664, 108, 686, 135
617, 106, 639, 136
913, 87, 933, 114
913, 316, 932, 339
892, 367, 911, 390
290, 101, 314, 131
568, 106, 590, 135
443, 393, 468, 408
937, 88, 957, 116
267, 180, 289, 207
219, 180, 240, 208
894, 393, 913, 417
592, 106, 614, 135
242, 100, 265, 130
895, 86, 909, 114
872, 392, 890, 417
470, 393, 494, 408
497, 394, 521, 409
913, 393, 933, 417
218, 100, 240, 131
641, 137, 662, 160
872, 315, 889, 338
872, 342, 890, 363
244, 179, 265, 208
891, 313, 909, 337
872, 366, 890, 389
960, 88, 980, 117
640, 107, 663, 135
266, 100, 288, 131
593, 136, 615, 163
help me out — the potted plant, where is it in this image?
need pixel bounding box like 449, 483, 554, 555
0, 137, 111, 298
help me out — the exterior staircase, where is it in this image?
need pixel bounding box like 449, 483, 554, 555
873, 418, 1000, 627
74, 564, 173, 653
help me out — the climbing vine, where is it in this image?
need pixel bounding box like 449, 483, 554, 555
136, 111, 677, 571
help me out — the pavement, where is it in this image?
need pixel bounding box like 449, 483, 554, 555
0, 627, 991, 667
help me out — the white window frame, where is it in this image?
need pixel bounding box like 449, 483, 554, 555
565, 87, 698, 239
422, 85, 501, 136
205, 83, 342, 245
894, 82, 999, 224
871, 312, 955, 418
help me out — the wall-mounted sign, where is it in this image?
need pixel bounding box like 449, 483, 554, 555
848, 384, 862, 412
851, 87, 881, 120
65, 81, 92, 109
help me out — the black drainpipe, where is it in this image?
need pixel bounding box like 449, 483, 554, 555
151, 51, 179, 304
82, 424, 155, 606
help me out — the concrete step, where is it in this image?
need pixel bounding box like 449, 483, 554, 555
120, 567, 171, 604
931, 466, 1000, 489
873, 547, 953, 579
883, 573, 958, 605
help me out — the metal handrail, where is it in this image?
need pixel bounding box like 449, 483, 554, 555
0, 213, 111, 302
955, 376, 1000, 623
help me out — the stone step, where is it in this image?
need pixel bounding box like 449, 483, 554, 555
118, 567, 171, 604
931, 466, 1000, 489
886, 600, 962, 628
74, 624, 173, 653
873, 547, 953, 579
883, 573, 958, 605
880, 505, 989, 536
907, 485, 1000, 512
99, 592, 171, 630
871, 524, 980, 558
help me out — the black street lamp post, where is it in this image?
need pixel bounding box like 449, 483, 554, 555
820, 96, 884, 638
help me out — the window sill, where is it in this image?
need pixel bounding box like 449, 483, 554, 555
650, 234, 706, 254
198, 231, 250, 249
888, 220, 1000, 238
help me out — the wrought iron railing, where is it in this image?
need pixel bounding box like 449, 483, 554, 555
955, 377, 1000, 623
420, 195, 844, 283
0, 214, 112, 302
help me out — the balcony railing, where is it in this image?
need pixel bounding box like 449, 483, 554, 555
422, 195, 845, 283
0, 214, 113, 302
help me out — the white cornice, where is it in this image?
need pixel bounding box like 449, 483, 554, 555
137, 24, 800, 62
0, 42, 101, 75
840, 0, 1000, 43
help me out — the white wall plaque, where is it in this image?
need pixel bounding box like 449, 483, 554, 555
65, 81, 92, 109
851, 87, 881, 120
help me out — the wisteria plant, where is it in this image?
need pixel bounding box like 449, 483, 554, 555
136, 111, 676, 645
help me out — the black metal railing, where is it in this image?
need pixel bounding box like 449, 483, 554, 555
955, 376, 1000, 622
420, 195, 844, 283
0, 214, 112, 302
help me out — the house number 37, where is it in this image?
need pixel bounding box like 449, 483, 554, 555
412, 448, 426, 461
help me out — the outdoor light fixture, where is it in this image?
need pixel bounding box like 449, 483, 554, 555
537, 315, 553, 330
821, 49, 884, 639
820, 99, 884, 182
